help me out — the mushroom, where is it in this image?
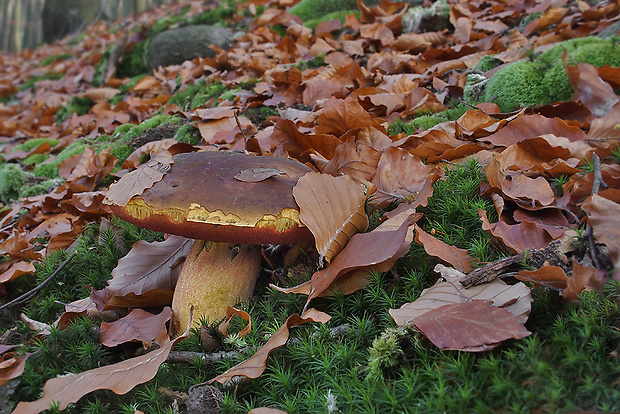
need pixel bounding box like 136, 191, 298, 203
108, 151, 313, 333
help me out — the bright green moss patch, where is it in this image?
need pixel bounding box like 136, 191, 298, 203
387, 104, 470, 135
304, 9, 360, 30
19, 178, 65, 199
11, 138, 59, 153
482, 59, 549, 112
474, 54, 503, 72
0, 164, 28, 204
21, 153, 49, 166
168, 79, 227, 109
289, 0, 358, 22
55, 96, 95, 124
18, 72, 63, 91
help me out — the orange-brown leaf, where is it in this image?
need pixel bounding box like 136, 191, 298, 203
0, 261, 35, 285
293, 172, 373, 266
0, 352, 32, 387
218, 306, 252, 338
563, 260, 606, 301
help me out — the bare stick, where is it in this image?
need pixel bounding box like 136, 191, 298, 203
0, 251, 77, 311
583, 153, 605, 270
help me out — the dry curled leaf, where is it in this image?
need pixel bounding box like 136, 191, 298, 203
293, 172, 375, 266
209, 309, 330, 384
414, 224, 473, 273
11, 315, 192, 414
218, 306, 252, 338
0, 351, 32, 387
105, 149, 174, 208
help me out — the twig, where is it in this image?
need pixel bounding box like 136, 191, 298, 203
166, 348, 255, 364
233, 109, 248, 151
0, 251, 77, 312
583, 153, 605, 270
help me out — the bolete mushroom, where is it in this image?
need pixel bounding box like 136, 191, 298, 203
108, 151, 312, 333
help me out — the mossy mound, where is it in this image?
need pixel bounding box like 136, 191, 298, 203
482, 60, 549, 112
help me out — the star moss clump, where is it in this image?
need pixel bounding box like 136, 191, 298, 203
478, 36, 620, 112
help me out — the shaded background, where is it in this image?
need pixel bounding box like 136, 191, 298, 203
1, 0, 185, 53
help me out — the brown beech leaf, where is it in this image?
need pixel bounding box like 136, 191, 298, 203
0, 261, 35, 285
106, 236, 192, 304
218, 306, 252, 338
412, 301, 531, 351
105, 149, 174, 208
0, 352, 32, 387
123, 138, 178, 169
589, 101, 620, 140
479, 209, 552, 253
321, 136, 382, 181
414, 224, 473, 273
582, 194, 620, 277
479, 115, 588, 147
209, 309, 330, 384
563, 260, 606, 301
371, 146, 433, 208
234, 167, 284, 182
390, 264, 532, 327
315, 97, 383, 137
11, 317, 191, 414
501, 174, 555, 207
99, 307, 172, 348
516, 266, 568, 290
293, 172, 374, 266
564, 60, 619, 117
82, 87, 120, 103
272, 207, 418, 298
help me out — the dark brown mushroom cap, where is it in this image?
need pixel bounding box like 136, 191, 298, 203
109, 151, 314, 245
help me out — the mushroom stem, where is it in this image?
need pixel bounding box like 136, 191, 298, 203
171, 240, 262, 334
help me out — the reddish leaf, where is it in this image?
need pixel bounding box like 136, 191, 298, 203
99, 307, 172, 348
209, 309, 330, 384
563, 260, 606, 301
582, 194, 620, 278
218, 306, 252, 338
564, 60, 619, 117
0, 352, 32, 387
479, 209, 552, 253
516, 266, 569, 290
413, 301, 531, 351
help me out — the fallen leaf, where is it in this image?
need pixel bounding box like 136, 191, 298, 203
106, 236, 192, 305
209, 309, 330, 384
0, 352, 32, 387
218, 306, 252, 338
105, 149, 174, 207
414, 224, 473, 273
0, 261, 35, 285
123, 138, 178, 169
99, 307, 172, 348
582, 194, 620, 278
516, 266, 569, 290
412, 300, 531, 351
563, 260, 606, 301
11, 317, 191, 414
234, 167, 284, 182
390, 264, 532, 327
293, 172, 373, 266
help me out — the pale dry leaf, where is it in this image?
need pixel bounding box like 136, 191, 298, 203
293, 172, 375, 266
389, 264, 532, 326
0, 352, 32, 387
234, 168, 284, 182
0, 261, 35, 284
123, 139, 178, 169
105, 149, 174, 208
11, 319, 192, 414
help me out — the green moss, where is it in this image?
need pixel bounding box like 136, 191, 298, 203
116, 39, 150, 79
55, 96, 95, 124
18, 72, 63, 91
474, 55, 504, 72
12, 138, 59, 153
38, 53, 73, 67
289, 0, 358, 22
31, 163, 59, 179
113, 114, 181, 143
21, 153, 50, 165
304, 9, 359, 30
0, 164, 27, 204
541, 37, 620, 104
483, 59, 549, 112
189, 0, 236, 25
168, 80, 227, 109
173, 124, 201, 145
366, 327, 407, 380
19, 178, 65, 199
